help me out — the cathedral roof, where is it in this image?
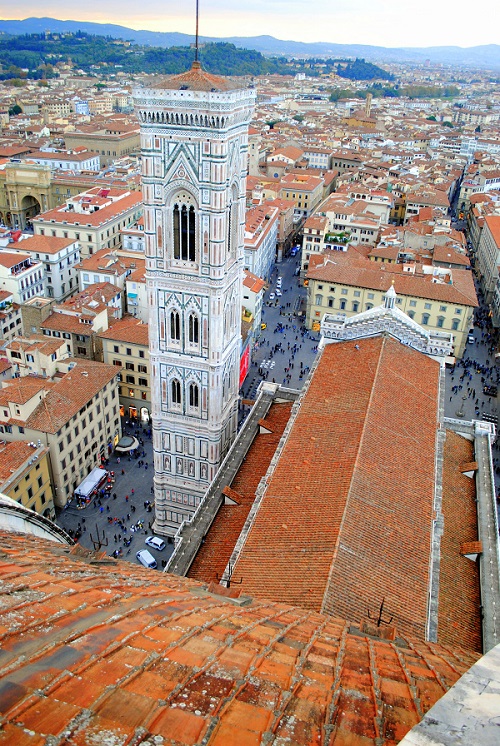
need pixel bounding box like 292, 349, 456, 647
0, 530, 481, 745
156, 60, 240, 92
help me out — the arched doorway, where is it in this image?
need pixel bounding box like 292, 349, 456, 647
21, 195, 41, 228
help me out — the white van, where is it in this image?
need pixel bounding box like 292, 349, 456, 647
136, 549, 157, 569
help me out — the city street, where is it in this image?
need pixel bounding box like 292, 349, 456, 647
241, 252, 321, 403
55, 420, 174, 570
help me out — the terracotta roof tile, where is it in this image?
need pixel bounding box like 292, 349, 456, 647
233, 337, 441, 640
188, 403, 293, 584
438, 430, 481, 652
0, 531, 479, 745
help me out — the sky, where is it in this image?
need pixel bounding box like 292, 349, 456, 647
3, 1, 500, 48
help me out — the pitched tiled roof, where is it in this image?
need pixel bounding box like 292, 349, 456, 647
307, 251, 478, 307
438, 430, 481, 652
23, 360, 118, 433
98, 316, 149, 345
0, 530, 480, 745
156, 61, 239, 92
234, 337, 442, 641
15, 234, 78, 255
188, 402, 293, 584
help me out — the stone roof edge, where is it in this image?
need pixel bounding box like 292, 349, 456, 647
426, 364, 447, 643
165, 385, 282, 578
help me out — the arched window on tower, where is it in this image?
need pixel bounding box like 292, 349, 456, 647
227, 190, 239, 257
171, 379, 181, 406
188, 313, 199, 345
170, 310, 180, 342
173, 203, 196, 261
189, 383, 199, 409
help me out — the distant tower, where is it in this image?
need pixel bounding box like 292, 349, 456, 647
134, 62, 255, 536
365, 93, 373, 118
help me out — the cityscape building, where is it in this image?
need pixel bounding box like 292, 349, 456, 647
134, 63, 255, 536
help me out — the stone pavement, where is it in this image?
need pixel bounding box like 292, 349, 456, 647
55, 420, 175, 571
241, 253, 320, 402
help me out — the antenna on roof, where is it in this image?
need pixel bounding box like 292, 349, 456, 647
195, 0, 200, 62
190, 0, 205, 62
89, 524, 109, 551
367, 597, 393, 628
216, 562, 242, 589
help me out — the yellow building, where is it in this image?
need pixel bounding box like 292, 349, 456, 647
306, 250, 477, 358
0, 359, 121, 507
98, 317, 151, 421
0, 441, 54, 519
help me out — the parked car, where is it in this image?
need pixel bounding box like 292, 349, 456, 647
276, 289, 282, 297
468, 335, 475, 344
145, 536, 166, 551
136, 549, 157, 569
269, 293, 275, 300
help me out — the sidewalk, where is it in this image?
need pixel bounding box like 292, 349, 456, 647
55, 419, 174, 569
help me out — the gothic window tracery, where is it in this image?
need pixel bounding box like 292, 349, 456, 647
188, 313, 200, 345
170, 310, 181, 342
171, 378, 181, 406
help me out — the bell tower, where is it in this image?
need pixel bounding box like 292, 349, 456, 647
134, 64, 254, 536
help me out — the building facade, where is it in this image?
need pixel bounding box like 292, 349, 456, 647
134, 62, 254, 536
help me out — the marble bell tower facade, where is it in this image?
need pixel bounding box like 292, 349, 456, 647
134, 64, 255, 536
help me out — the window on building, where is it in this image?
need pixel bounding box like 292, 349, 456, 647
424, 303, 432, 310
125, 362, 134, 371
171, 379, 181, 405
452, 318, 460, 330
367, 293, 374, 299
189, 383, 199, 409
340, 299, 346, 310
138, 364, 147, 373
436, 316, 445, 328
113, 345, 119, 353
353, 290, 361, 297
170, 310, 180, 341
454, 308, 462, 315
138, 377, 147, 387
352, 301, 359, 312
77, 347, 86, 355
439, 305, 447, 312
173, 203, 196, 261
188, 313, 199, 344
409, 300, 417, 307
315, 295, 323, 306
328, 297, 334, 308
139, 350, 145, 358
422, 313, 430, 325
341, 288, 348, 295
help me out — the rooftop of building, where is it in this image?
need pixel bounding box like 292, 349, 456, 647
307, 250, 478, 308
233, 336, 444, 643
98, 316, 149, 346
0, 529, 482, 746
155, 60, 241, 93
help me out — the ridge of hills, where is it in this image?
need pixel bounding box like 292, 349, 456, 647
0, 17, 499, 69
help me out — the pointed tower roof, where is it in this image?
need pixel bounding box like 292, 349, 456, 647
156, 60, 239, 92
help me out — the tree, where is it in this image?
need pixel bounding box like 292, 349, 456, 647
8, 104, 22, 116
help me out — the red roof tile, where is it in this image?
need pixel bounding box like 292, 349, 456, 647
0, 531, 479, 745
234, 337, 441, 640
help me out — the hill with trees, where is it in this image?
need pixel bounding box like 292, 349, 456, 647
0, 32, 396, 82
